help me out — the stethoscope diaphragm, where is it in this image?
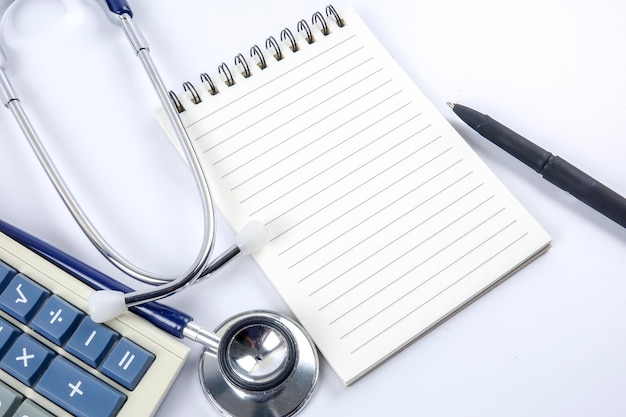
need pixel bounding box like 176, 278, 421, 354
199, 310, 318, 417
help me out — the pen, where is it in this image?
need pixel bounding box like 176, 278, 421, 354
448, 103, 626, 228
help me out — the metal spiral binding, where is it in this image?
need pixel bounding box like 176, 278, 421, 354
234, 53, 252, 78
312, 12, 329, 36
250, 45, 267, 70
280, 28, 298, 53
183, 81, 201, 104
200, 72, 219, 95
297, 19, 313, 44
168, 90, 185, 113
169, 4, 343, 113
218, 62, 235, 87
265, 36, 283, 61
325, 5, 344, 27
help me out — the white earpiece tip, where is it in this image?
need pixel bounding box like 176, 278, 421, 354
235, 220, 269, 255
88, 290, 128, 323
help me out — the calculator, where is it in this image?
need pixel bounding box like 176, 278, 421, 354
0, 228, 190, 417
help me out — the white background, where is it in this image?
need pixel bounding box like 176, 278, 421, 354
0, 0, 625, 416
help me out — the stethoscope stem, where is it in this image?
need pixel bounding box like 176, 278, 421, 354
124, 244, 242, 307
196, 245, 242, 283
182, 322, 220, 356
118, 12, 147, 54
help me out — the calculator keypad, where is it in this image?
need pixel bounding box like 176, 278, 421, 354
0, 260, 156, 417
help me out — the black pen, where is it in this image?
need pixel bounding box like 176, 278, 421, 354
448, 103, 626, 228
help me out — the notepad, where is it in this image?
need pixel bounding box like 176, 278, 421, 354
158, 5, 551, 385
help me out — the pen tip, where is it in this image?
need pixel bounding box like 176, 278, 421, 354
446, 102, 455, 109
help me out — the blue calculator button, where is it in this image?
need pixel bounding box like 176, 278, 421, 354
31, 295, 84, 345
0, 260, 16, 291
100, 337, 154, 390
66, 317, 118, 367
36, 356, 126, 417
0, 333, 54, 386
0, 317, 20, 356
0, 274, 49, 323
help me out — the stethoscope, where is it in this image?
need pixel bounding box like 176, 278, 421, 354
0, 1, 319, 416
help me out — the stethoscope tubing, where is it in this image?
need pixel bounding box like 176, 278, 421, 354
0, 218, 194, 339
0, 0, 221, 312
0, 4, 320, 413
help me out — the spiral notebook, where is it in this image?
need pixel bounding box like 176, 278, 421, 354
158, 5, 551, 385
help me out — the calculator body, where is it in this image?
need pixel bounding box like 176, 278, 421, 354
0, 228, 190, 417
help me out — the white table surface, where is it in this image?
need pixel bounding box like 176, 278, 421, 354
1, 1, 625, 416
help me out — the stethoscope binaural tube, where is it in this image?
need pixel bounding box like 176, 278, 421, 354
0, 0, 240, 320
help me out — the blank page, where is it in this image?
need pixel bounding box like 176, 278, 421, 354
161, 7, 551, 385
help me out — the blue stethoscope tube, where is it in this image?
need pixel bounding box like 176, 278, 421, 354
0, 218, 227, 354
0, 218, 193, 339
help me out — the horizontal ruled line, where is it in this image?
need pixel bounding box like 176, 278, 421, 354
349, 230, 528, 354
203, 54, 373, 154
291, 171, 475, 270
235, 89, 404, 199
316, 181, 487, 306
213, 66, 385, 168
255, 105, 426, 221
273, 124, 437, 249
343, 218, 515, 340
187, 34, 358, 129
272, 135, 446, 250
296, 158, 467, 276
297, 152, 457, 283
200, 48, 369, 143
340, 216, 512, 339
324, 194, 496, 318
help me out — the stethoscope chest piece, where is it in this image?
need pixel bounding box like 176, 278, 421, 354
199, 311, 319, 417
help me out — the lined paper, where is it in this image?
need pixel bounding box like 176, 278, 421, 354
161, 7, 551, 385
